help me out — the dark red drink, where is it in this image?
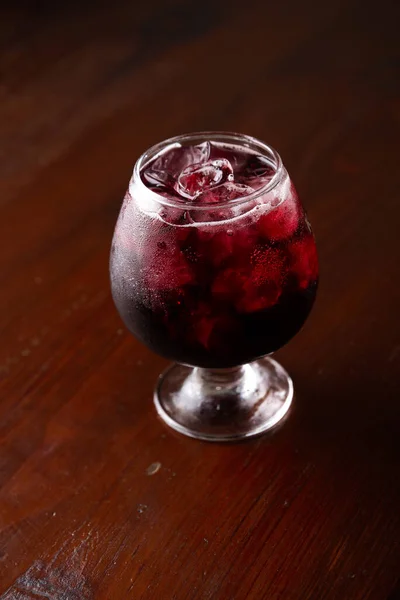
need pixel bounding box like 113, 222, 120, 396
110, 135, 318, 369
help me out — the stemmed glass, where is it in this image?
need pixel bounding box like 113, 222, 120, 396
110, 132, 318, 441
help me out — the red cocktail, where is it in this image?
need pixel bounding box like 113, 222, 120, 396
110, 132, 318, 441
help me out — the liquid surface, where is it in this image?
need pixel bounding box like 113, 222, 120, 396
141, 140, 276, 202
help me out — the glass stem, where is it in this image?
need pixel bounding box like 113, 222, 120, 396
196, 366, 245, 393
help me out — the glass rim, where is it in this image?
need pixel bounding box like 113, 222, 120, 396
132, 131, 285, 210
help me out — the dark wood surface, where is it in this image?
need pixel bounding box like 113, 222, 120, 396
1, 1, 399, 598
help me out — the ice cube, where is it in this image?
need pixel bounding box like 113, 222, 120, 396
177, 159, 234, 198
236, 155, 275, 189
141, 169, 179, 199
195, 182, 253, 204
145, 141, 210, 186
209, 142, 248, 172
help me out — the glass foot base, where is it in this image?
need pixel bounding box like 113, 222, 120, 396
154, 357, 293, 442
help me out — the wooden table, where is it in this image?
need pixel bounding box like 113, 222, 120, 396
1, 1, 399, 598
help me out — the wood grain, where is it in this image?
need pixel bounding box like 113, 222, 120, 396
1, 0, 399, 598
